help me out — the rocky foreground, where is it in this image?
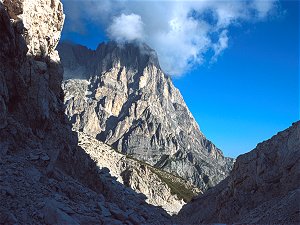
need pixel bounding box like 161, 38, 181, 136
0, 0, 299, 224
177, 121, 300, 224
59, 41, 234, 190
0, 0, 172, 224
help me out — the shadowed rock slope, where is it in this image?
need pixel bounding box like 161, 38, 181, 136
0, 0, 173, 224
59, 41, 234, 190
77, 131, 200, 214
176, 121, 300, 224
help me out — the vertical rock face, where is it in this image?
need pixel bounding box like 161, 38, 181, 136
0, 0, 65, 133
177, 122, 300, 224
59, 41, 234, 189
3, 0, 64, 57
0, 1, 173, 224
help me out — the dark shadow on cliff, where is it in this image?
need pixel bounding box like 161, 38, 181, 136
0, 2, 171, 224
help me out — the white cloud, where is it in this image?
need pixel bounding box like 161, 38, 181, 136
212, 30, 229, 61
252, 0, 277, 18
107, 13, 144, 42
62, 0, 278, 76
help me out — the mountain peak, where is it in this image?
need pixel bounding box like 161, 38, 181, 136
58, 41, 161, 79
60, 40, 234, 190
96, 41, 156, 55
95, 41, 161, 70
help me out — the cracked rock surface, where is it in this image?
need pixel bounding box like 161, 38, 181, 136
176, 122, 300, 224
0, 1, 173, 224
77, 131, 200, 215
59, 41, 234, 190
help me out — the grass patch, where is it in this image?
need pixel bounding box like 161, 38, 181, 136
150, 168, 198, 202
113, 147, 200, 202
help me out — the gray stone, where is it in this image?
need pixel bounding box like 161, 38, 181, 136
34, 61, 48, 74
40, 154, 50, 161
0, 1, 172, 225
108, 203, 128, 221
77, 132, 195, 214
3, 1, 297, 224
29, 153, 39, 161
128, 213, 145, 225
9, 214, 18, 224
177, 122, 300, 224
98, 203, 112, 217
124, 220, 135, 225
99, 194, 105, 203
0, 97, 7, 129
101, 218, 123, 225
0, 142, 8, 156
60, 41, 234, 190
2, 186, 16, 197
24, 166, 41, 183
43, 199, 80, 225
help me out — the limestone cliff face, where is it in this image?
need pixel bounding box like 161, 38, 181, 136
0, 0, 65, 133
0, 1, 173, 224
77, 131, 200, 215
59, 41, 234, 190
177, 122, 300, 224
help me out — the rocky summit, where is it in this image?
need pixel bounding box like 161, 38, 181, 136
177, 121, 300, 224
59, 41, 234, 190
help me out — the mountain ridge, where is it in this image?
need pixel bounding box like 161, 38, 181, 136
59, 40, 234, 190
58, 41, 161, 80
177, 121, 300, 224
1, 0, 298, 224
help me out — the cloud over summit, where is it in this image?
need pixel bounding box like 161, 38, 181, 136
62, 0, 278, 76
107, 13, 144, 42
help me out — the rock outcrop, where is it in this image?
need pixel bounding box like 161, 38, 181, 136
59, 41, 234, 190
176, 122, 300, 224
0, 1, 173, 224
1, 0, 65, 133
77, 131, 200, 215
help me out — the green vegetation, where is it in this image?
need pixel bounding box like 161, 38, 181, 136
115, 147, 200, 202
150, 168, 198, 203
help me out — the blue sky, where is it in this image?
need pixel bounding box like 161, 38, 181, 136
61, 0, 299, 158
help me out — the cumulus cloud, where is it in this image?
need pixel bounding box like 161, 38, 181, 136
212, 30, 229, 61
61, 0, 278, 76
107, 13, 144, 42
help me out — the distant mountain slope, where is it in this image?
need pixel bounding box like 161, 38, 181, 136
177, 121, 300, 224
77, 131, 200, 214
58, 41, 234, 189
58, 42, 233, 190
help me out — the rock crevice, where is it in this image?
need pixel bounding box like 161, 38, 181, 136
0, 1, 173, 224
59, 41, 234, 190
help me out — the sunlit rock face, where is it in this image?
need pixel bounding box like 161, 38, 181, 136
59, 41, 234, 190
77, 131, 201, 215
177, 122, 300, 224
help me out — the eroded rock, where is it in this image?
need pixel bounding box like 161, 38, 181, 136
77, 131, 199, 214
0, 1, 173, 224
60, 41, 234, 190
177, 122, 300, 224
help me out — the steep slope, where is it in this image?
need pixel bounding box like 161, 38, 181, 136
0, 1, 172, 224
59, 41, 234, 189
77, 131, 200, 214
177, 122, 300, 224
